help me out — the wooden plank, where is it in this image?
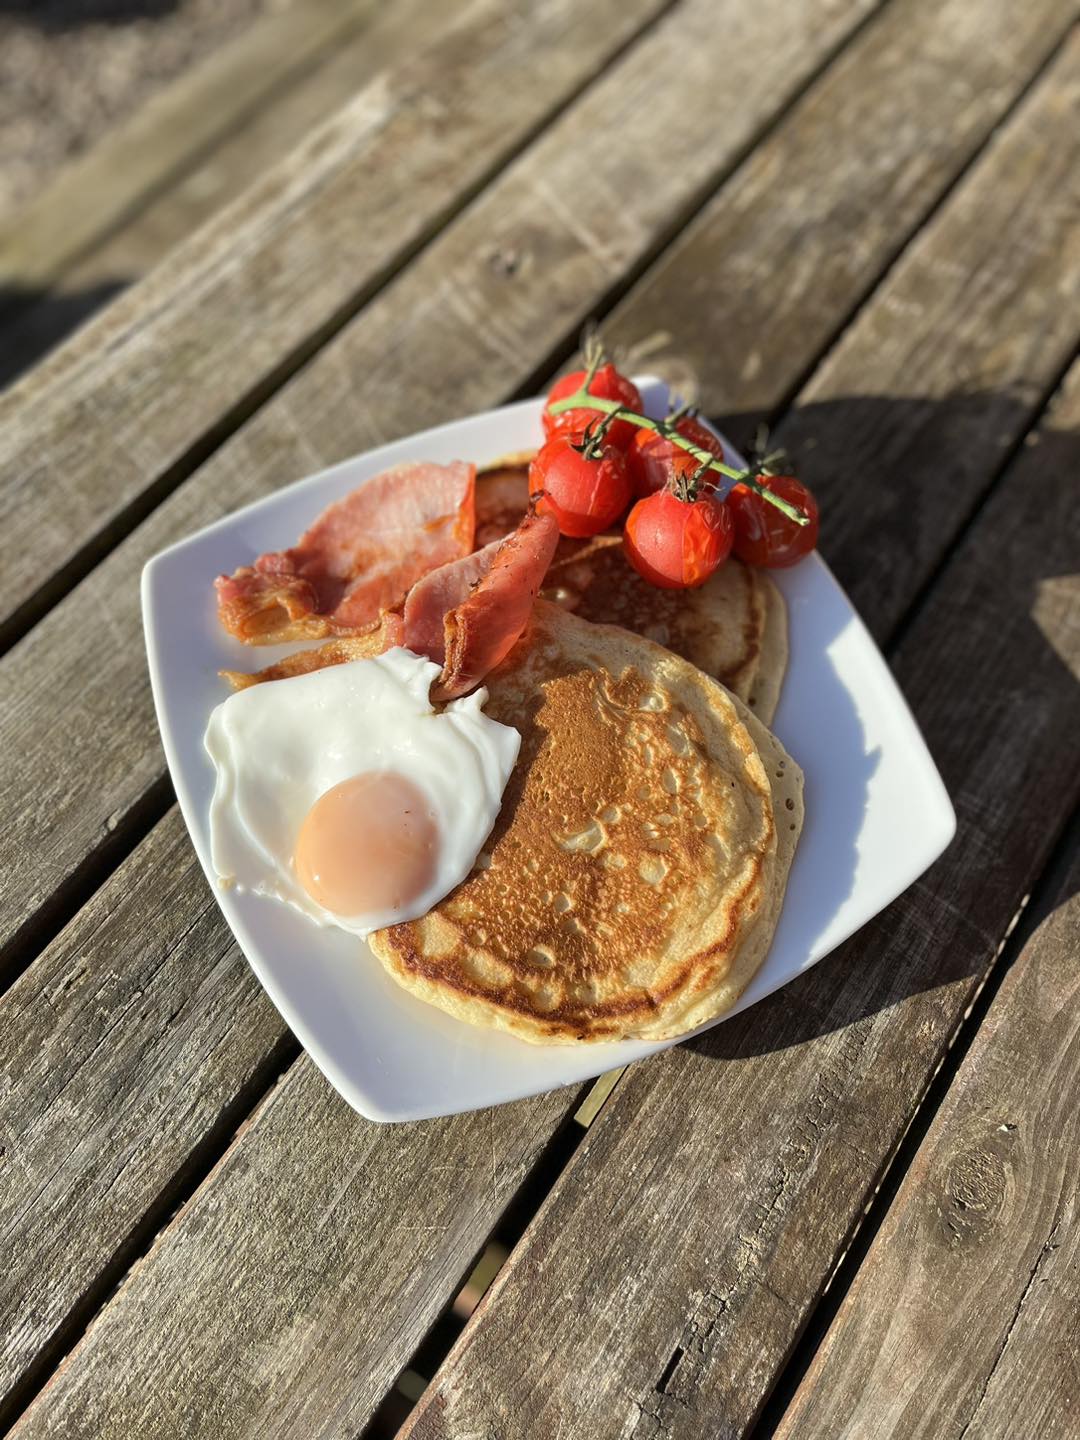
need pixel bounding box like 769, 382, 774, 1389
774, 835, 1080, 1438
396, 346, 1080, 1440
6, 0, 1072, 983
9, 1052, 582, 1440
605, 3, 1080, 648
0, 0, 880, 967
0, 0, 883, 1417
0, 0, 386, 298
0, 810, 291, 1424
7, 36, 1080, 1440
601, 0, 1080, 434
2, 39, 1077, 1411
0, 0, 675, 639
0, 0, 452, 391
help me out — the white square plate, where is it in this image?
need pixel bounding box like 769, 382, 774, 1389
143, 381, 955, 1122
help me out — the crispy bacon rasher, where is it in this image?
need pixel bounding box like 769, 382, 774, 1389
430, 511, 558, 700
215, 461, 475, 644
223, 510, 559, 700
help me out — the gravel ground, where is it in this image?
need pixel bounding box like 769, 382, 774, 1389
0, 0, 290, 220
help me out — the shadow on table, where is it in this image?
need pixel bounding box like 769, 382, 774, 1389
0, 1, 179, 30
680, 390, 1080, 1062
0, 280, 130, 391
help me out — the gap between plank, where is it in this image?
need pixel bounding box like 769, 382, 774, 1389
360, 1088, 619, 1440
885, 340, 1080, 662
0, 0, 686, 663
0, 1031, 300, 1437
6, 0, 1067, 1416
0, 773, 174, 1000
748, 805, 1080, 1439
0, 1062, 587, 1440
0, 0, 893, 986
744, 21, 1080, 438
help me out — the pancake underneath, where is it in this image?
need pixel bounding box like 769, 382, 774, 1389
369, 601, 803, 1043
475, 457, 789, 724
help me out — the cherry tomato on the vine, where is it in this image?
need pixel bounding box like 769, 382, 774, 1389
675, 415, 726, 465
623, 488, 733, 589
728, 473, 819, 568
530, 435, 632, 539
626, 417, 724, 499
542, 364, 643, 452
626, 430, 696, 499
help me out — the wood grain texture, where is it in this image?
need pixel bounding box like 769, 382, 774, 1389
0, 0, 878, 967
777, 25, 1080, 640
5, 11, 1078, 1435
10, 1059, 582, 1440
0, 0, 385, 297
0, 1, 882, 1416
775, 840, 1080, 1439
397, 366, 1080, 1440
602, 0, 1080, 428
0, 0, 451, 389
603, 1, 1080, 641
0, 0, 672, 635
0, 810, 291, 1423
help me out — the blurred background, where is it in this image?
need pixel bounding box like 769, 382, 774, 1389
1, 1, 280, 215
0, 0, 377, 387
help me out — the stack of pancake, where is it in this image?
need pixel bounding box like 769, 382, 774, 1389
369, 460, 804, 1044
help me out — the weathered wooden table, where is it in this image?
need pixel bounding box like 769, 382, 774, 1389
2, 1, 1078, 1435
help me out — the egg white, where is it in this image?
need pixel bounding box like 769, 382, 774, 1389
204, 648, 519, 937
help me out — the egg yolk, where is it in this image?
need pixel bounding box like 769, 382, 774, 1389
294, 772, 438, 917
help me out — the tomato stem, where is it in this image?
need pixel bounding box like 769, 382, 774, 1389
548, 391, 809, 525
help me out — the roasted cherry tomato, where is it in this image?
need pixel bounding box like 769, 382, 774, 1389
623, 488, 733, 589
626, 431, 697, 499
626, 418, 724, 498
674, 414, 725, 459
542, 364, 643, 452
626, 417, 723, 498
530, 436, 632, 538
728, 473, 819, 568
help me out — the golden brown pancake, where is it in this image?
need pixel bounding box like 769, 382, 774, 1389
543, 535, 782, 716
474, 454, 537, 545
475, 457, 788, 724
746, 568, 788, 723
369, 601, 803, 1043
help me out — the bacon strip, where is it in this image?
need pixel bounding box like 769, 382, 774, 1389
402, 541, 501, 665
432, 510, 559, 701
224, 512, 558, 698
220, 612, 404, 690
215, 460, 475, 644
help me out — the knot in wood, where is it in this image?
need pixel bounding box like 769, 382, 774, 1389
937, 1147, 1008, 1248
489, 246, 526, 278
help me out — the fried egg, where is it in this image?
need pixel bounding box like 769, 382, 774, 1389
204, 648, 519, 937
